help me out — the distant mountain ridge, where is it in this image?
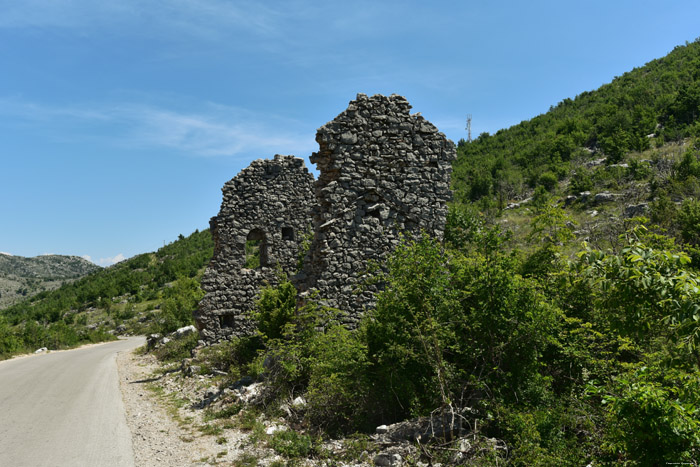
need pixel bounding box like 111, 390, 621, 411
0, 254, 100, 309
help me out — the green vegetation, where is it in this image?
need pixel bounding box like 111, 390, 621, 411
220, 215, 699, 463
202, 40, 700, 464
453, 38, 700, 211
0, 229, 213, 359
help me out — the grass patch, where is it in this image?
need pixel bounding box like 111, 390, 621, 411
233, 453, 259, 467
204, 402, 241, 421
268, 430, 313, 459
199, 423, 223, 436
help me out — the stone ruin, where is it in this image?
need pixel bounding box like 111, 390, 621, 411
196, 94, 456, 342
194, 155, 315, 342
296, 93, 456, 325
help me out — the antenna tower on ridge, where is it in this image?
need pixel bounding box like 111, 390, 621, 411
466, 114, 472, 142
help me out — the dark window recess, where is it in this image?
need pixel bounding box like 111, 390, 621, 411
282, 227, 294, 241
220, 314, 235, 328
245, 229, 268, 268
367, 209, 381, 220
428, 161, 438, 168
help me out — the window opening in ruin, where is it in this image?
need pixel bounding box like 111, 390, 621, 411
245, 229, 268, 269
367, 209, 381, 220
220, 314, 235, 328
428, 161, 438, 168
282, 226, 294, 241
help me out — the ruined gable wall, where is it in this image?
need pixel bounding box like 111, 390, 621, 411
195, 155, 315, 342
296, 94, 456, 325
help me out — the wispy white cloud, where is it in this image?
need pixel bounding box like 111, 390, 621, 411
81, 254, 93, 263
98, 253, 126, 266
121, 104, 313, 157
0, 0, 406, 63
0, 96, 315, 158
0, 0, 282, 41
0, 251, 12, 256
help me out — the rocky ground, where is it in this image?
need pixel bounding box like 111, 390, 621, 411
118, 348, 258, 466
117, 340, 504, 466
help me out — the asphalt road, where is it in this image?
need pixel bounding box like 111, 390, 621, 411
0, 336, 145, 467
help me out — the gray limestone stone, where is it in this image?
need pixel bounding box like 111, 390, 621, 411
194, 155, 315, 343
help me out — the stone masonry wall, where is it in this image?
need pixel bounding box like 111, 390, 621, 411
295, 93, 456, 326
194, 155, 315, 342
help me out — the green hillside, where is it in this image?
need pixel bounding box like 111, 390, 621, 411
453, 38, 700, 210
0, 254, 100, 310
0, 229, 213, 359
148, 41, 700, 465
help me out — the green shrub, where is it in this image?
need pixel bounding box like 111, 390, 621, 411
538, 171, 558, 192
194, 335, 261, 376
678, 198, 700, 245
268, 430, 313, 458
153, 332, 199, 362
253, 276, 296, 341
570, 168, 594, 193
600, 367, 700, 464
305, 324, 371, 434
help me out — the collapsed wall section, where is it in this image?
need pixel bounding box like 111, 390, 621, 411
295, 93, 456, 325
195, 155, 315, 342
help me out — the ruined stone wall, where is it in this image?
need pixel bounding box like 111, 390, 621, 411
296, 94, 456, 325
195, 155, 315, 342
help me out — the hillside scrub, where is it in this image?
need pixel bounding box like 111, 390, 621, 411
453, 39, 700, 210
212, 208, 700, 464
0, 229, 213, 359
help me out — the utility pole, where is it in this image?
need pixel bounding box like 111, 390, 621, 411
466, 114, 472, 143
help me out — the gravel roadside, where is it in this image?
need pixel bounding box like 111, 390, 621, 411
117, 347, 248, 466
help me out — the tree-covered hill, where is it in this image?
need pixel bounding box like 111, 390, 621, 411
0, 254, 100, 309
453, 38, 700, 208
0, 229, 213, 359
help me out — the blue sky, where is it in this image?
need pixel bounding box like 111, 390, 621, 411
1, 0, 699, 265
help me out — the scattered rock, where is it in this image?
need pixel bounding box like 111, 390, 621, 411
506, 197, 532, 210
265, 424, 286, 435
34, 347, 48, 354
373, 453, 402, 466
291, 396, 306, 408
586, 157, 607, 168
593, 192, 618, 204
146, 334, 162, 350
174, 325, 197, 338
624, 203, 649, 218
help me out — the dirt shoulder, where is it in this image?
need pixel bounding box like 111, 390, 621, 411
117, 347, 250, 466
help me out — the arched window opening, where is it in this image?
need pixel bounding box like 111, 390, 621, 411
245, 229, 268, 268
282, 226, 294, 241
